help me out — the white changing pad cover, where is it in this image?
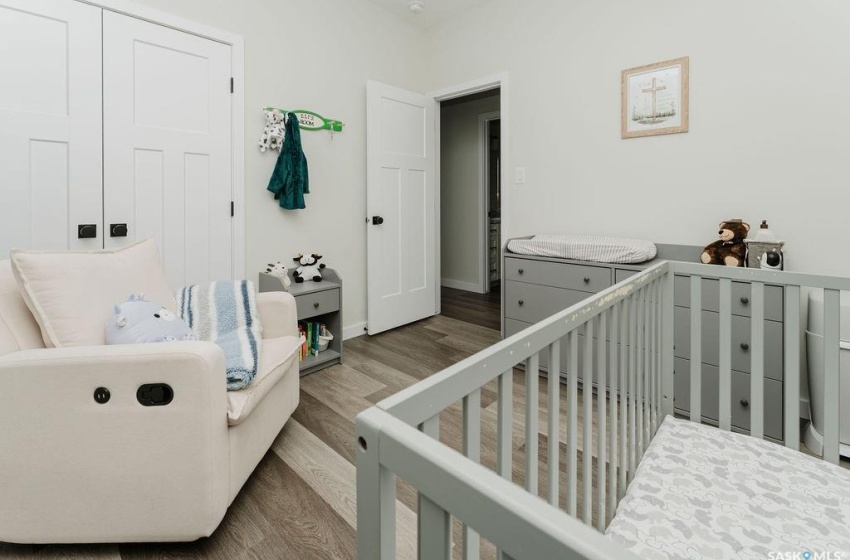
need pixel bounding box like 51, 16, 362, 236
507, 234, 656, 264
606, 416, 850, 560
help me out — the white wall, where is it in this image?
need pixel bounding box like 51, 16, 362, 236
129, 0, 426, 337
425, 0, 850, 277
440, 93, 500, 291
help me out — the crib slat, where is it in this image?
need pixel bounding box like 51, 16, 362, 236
582, 320, 593, 525
636, 289, 645, 457
567, 331, 578, 516
497, 370, 513, 480
823, 289, 841, 464
619, 298, 628, 498
750, 283, 765, 440
547, 341, 561, 506
597, 311, 607, 531
649, 281, 657, 436
644, 289, 651, 447
609, 302, 619, 516
419, 416, 451, 559
690, 276, 702, 423
525, 353, 539, 494
718, 278, 732, 431
628, 294, 637, 479
462, 389, 481, 560
784, 286, 801, 450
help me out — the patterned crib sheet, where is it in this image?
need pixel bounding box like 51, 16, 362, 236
506, 234, 656, 264
606, 416, 850, 560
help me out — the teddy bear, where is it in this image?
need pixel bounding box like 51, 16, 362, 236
292, 253, 326, 283
700, 219, 750, 267
265, 261, 291, 290
106, 294, 195, 345
258, 109, 285, 153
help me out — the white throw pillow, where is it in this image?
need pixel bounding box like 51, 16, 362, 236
10, 239, 177, 348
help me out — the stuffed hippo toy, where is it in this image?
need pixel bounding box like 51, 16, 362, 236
106, 294, 195, 345
292, 253, 326, 283
265, 261, 291, 290
258, 109, 285, 153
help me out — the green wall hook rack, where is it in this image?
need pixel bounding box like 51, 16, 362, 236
264, 107, 344, 133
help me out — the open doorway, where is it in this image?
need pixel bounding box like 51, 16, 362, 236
438, 88, 501, 329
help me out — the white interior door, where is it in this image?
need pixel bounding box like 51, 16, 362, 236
366, 81, 436, 335
0, 0, 102, 257
103, 11, 233, 289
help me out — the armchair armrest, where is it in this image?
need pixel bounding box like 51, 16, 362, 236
0, 342, 230, 543
257, 291, 298, 339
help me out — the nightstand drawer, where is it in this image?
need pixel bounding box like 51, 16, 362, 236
505, 257, 610, 293
505, 281, 590, 324
296, 289, 339, 320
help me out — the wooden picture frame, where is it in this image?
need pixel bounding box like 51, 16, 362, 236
621, 56, 689, 139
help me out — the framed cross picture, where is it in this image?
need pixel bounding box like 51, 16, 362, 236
621, 56, 689, 139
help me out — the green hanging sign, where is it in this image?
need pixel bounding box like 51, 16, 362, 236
264, 107, 344, 133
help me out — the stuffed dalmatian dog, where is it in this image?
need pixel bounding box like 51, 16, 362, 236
292, 253, 326, 283
258, 109, 285, 152
265, 261, 291, 290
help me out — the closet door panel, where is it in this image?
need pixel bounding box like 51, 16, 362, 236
0, 0, 102, 256
103, 11, 233, 289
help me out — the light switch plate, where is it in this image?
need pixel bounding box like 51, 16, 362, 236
515, 167, 526, 184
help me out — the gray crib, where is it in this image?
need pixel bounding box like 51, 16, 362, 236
356, 261, 849, 560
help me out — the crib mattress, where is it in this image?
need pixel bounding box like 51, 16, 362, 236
606, 416, 850, 560
506, 234, 656, 264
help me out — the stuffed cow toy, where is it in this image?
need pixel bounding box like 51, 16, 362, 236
292, 253, 326, 283
265, 261, 291, 290
106, 294, 195, 345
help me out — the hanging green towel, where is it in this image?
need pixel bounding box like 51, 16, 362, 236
267, 112, 310, 209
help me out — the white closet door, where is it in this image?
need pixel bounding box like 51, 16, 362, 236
103, 11, 233, 289
0, 0, 103, 257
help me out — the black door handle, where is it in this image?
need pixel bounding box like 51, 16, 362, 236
77, 224, 97, 239
372, 216, 384, 225
740, 342, 749, 351
110, 223, 128, 237
740, 297, 749, 305
740, 399, 749, 408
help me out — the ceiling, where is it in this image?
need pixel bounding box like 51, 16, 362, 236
362, 0, 491, 28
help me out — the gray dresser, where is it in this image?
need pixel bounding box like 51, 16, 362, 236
502, 238, 786, 441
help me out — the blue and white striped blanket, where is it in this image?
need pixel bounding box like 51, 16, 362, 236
176, 280, 262, 391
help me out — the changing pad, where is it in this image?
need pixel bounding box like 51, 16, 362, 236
606, 416, 850, 560
507, 235, 656, 264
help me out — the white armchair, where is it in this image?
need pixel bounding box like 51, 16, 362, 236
0, 261, 301, 544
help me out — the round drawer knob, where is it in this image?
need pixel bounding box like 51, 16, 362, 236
583, 277, 590, 283
740, 399, 749, 408
313, 302, 320, 308
518, 300, 524, 306
740, 342, 749, 351
740, 297, 749, 305
518, 269, 524, 274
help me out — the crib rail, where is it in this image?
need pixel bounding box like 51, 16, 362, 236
356, 260, 849, 560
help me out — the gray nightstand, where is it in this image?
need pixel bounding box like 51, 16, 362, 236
259, 268, 343, 376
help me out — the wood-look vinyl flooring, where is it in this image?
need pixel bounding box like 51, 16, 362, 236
1, 288, 845, 559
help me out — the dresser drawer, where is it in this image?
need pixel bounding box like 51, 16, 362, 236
505, 281, 591, 324
673, 358, 783, 440
674, 307, 783, 381
615, 269, 639, 283
674, 275, 784, 321
295, 288, 339, 320
504, 257, 611, 293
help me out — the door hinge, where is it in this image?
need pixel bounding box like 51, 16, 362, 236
230, 77, 234, 93
230, 201, 235, 217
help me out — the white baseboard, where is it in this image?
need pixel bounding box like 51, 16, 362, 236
343, 322, 368, 340
441, 278, 483, 293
